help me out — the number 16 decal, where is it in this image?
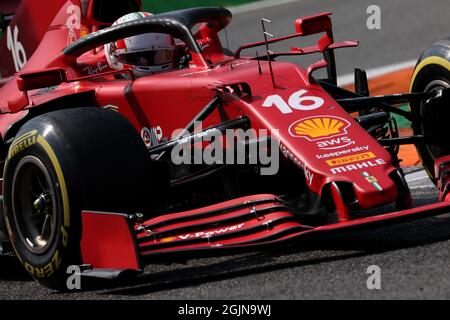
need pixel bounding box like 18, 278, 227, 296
7, 25, 28, 72
262, 89, 324, 114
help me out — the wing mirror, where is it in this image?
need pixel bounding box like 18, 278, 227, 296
17, 68, 67, 92
295, 12, 332, 36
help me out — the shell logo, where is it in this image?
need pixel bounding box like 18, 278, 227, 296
289, 116, 351, 140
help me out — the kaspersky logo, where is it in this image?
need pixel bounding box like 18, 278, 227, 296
289, 116, 351, 140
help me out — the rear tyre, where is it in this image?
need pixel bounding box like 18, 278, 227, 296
2, 107, 164, 290
410, 40, 450, 180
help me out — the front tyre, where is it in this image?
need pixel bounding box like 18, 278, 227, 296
5, 140, 77, 288
410, 40, 450, 180
3, 107, 160, 290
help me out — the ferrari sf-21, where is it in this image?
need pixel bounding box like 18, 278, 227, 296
0, 0, 450, 290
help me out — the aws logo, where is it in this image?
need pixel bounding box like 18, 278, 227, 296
316, 137, 356, 150
289, 116, 351, 141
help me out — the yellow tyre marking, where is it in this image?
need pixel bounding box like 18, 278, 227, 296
410, 56, 450, 92
5, 132, 72, 279
410, 55, 450, 180
7, 130, 38, 160
3, 130, 40, 238
9, 130, 37, 150
36, 136, 70, 228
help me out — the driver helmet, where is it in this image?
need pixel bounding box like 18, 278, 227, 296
104, 12, 176, 77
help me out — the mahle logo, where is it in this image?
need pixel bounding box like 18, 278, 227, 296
289, 116, 351, 140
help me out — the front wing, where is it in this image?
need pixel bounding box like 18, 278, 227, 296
80, 194, 450, 274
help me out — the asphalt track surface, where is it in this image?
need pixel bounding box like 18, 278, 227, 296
226, 0, 450, 77
1, 0, 450, 300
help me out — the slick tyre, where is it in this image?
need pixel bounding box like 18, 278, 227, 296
2, 107, 162, 290
410, 40, 450, 180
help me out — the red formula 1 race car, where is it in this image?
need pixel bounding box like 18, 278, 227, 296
1, 0, 450, 290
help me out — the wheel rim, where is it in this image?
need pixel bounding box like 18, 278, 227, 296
11, 156, 58, 255
420, 79, 450, 162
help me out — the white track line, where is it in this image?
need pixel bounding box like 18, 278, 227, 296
230, 1, 417, 88
405, 169, 435, 185
230, 0, 303, 15
406, 169, 428, 183
337, 59, 417, 87
405, 169, 435, 190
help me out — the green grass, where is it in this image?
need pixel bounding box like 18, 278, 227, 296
393, 105, 411, 129
142, 0, 261, 13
